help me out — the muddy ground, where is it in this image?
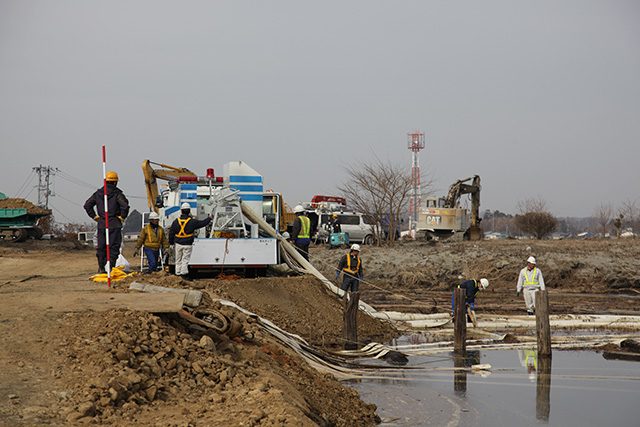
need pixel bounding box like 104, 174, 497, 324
0, 237, 639, 426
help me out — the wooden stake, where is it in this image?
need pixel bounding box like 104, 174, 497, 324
536, 290, 552, 358
343, 292, 360, 350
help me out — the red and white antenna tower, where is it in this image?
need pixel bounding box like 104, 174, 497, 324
407, 131, 425, 236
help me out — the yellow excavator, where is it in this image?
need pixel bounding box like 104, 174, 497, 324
417, 175, 483, 241
142, 160, 197, 214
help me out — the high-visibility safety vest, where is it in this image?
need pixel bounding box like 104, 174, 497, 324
458, 279, 480, 298
298, 216, 311, 239
523, 268, 539, 286
176, 217, 194, 238
343, 255, 361, 275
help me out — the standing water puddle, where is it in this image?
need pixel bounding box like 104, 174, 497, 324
343, 340, 640, 426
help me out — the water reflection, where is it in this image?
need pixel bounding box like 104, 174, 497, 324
452, 350, 480, 398
537, 356, 552, 422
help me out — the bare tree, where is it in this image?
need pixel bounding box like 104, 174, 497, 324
593, 202, 613, 237
619, 199, 639, 237
338, 156, 431, 246
514, 196, 557, 239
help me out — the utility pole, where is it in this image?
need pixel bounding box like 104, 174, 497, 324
33, 165, 57, 209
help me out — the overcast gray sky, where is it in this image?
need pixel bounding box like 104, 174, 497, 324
2, 1, 639, 224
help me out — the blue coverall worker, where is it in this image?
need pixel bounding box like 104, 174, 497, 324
451, 278, 489, 315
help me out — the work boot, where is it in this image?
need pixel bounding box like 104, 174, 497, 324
97, 255, 106, 274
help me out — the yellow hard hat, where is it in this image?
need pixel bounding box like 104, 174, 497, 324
106, 171, 119, 182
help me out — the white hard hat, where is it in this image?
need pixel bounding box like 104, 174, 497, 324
148, 212, 159, 220
480, 278, 489, 289
181, 202, 191, 210
294, 205, 305, 213
527, 256, 536, 264
350, 244, 360, 251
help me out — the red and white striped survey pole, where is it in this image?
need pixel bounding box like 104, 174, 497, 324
102, 145, 111, 288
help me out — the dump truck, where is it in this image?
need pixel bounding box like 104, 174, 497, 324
416, 175, 483, 241
0, 196, 51, 242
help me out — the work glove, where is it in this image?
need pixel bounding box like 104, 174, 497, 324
133, 248, 139, 257
516, 291, 520, 297
334, 271, 340, 281
93, 216, 100, 222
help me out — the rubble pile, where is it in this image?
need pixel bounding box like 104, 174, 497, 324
55, 308, 380, 426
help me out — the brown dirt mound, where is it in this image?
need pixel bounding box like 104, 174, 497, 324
115, 273, 398, 349
55, 309, 379, 426
0, 198, 51, 215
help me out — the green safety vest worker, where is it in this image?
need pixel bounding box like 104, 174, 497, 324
298, 216, 310, 239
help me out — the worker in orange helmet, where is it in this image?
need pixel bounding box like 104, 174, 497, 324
84, 171, 130, 273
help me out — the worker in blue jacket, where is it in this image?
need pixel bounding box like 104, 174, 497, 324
451, 278, 489, 317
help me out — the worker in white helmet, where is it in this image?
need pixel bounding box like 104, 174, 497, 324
291, 205, 311, 261
516, 256, 546, 315
335, 244, 364, 294
133, 212, 169, 274
451, 278, 489, 320
168, 202, 213, 280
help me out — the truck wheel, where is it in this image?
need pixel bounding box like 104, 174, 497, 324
12, 228, 28, 242
363, 234, 374, 245
27, 227, 44, 240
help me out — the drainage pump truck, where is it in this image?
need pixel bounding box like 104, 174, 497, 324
143, 160, 291, 277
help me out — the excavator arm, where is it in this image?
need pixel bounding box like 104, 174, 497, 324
142, 160, 197, 213
443, 175, 482, 240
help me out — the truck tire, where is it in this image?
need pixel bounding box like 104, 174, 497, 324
27, 227, 44, 240
13, 228, 29, 242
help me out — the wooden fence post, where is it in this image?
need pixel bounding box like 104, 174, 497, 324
536, 290, 552, 358
343, 292, 360, 350
454, 288, 466, 353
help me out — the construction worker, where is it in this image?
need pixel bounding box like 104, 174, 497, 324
517, 256, 546, 315
84, 171, 130, 274
451, 278, 489, 318
335, 244, 364, 293
133, 212, 169, 274
329, 214, 341, 233
168, 202, 213, 280
291, 205, 311, 261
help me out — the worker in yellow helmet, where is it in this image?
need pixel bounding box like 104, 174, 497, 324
83, 171, 130, 273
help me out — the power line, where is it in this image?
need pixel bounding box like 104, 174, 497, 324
49, 203, 74, 223
15, 170, 36, 198
56, 170, 97, 190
